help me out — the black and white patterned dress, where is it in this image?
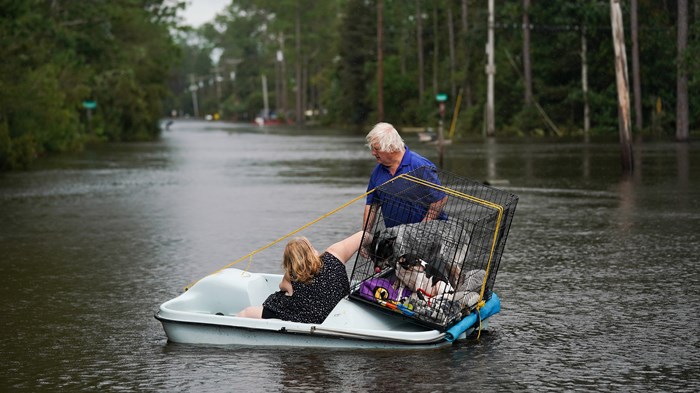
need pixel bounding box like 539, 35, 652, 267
262, 252, 350, 324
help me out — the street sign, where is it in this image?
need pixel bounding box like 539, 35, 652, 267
82, 100, 97, 109
436, 93, 448, 102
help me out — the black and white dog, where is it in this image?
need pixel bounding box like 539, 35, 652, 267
365, 220, 471, 295
394, 253, 454, 297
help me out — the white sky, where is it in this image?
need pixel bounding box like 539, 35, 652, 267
179, 0, 229, 27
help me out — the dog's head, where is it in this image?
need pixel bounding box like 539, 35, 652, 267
367, 233, 397, 272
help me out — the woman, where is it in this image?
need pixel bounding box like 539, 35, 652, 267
237, 231, 366, 324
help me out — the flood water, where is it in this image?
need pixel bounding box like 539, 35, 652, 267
1, 120, 698, 392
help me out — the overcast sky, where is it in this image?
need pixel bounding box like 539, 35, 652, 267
178, 0, 229, 27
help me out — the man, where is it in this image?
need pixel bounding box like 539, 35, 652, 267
363, 122, 447, 229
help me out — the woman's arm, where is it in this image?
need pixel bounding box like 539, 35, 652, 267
326, 231, 367, 264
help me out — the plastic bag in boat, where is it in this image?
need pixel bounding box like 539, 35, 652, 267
358, 277, 412, 303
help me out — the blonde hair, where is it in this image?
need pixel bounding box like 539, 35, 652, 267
366, 122, 405, 153
282, 237, 322, 283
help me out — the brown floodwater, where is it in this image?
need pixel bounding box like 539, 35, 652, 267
1, 120, 698, 391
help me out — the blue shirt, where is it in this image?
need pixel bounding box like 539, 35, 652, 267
366, 147, 447, 227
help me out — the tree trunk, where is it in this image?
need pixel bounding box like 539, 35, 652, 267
581, 27, 590, 142
295, 2, 304, 126
279, 34, 287, 117
447, 4, 456, 101
486, 0, 495, 137
610, 0, 634, 173
417, 0, 424, 103
630, 0, 643, 130
275, 54, 281, 112
307, 62, 313, 119
189, 74, 199, 118
461, 0, 472, 109
432, 4, 439, 97
261, 74, 269, 119
377, 0, 384, 122
676, 0, 689, 142
302, 56, 307, 122
522, 0, 533, 105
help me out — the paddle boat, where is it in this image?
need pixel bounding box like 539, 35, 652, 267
155, 267, 501, 349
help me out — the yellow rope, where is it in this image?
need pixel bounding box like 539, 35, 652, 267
243, 255, 253, 273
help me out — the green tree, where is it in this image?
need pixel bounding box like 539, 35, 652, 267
330, 0, 376, 126
0, 0, 183, 169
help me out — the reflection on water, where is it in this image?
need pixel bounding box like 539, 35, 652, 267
1, 120, 698, 391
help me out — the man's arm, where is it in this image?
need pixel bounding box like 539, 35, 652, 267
362, 204, 376, 230
423, 196, 448, 221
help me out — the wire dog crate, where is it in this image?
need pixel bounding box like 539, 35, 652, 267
350, 166, 518, 331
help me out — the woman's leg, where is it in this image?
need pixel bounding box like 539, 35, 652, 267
237, 305, 263, 318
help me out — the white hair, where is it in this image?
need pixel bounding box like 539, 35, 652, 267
365, 122, 405, 153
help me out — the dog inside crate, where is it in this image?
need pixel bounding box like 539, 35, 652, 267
354, 208, 489, 328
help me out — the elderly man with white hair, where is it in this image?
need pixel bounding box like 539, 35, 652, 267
363, 122, 447, 229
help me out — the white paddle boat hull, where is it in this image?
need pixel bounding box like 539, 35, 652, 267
155, 268, 498, 349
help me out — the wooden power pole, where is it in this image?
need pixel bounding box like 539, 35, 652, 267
581, 27, 591, 142
676, 0, 689, 142
522, 0, 533, 106
416, 0, 424, 104
295, 2, 303, 126
377, 0, 384, 122
486, 0, 495, 137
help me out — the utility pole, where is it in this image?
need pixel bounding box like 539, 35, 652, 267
377, 0, 384, 122
212, 66, 223, 119
416, 0, 424, 103
261, 74, 269, 120
581, 27, 591, 142
279, 34, 287, 117
295, 2, 303, 126
225, 58, 242, 120
432, 5, 438, 96
275, 50, 282, 112
676, 0, 689, 142
522, 0, 533, 105
485, 0, 495, 137
189, 74, 199, 118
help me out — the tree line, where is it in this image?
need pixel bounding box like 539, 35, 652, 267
1, 1, 697, 171
0, 0, 184, 170
175, 0, 697, 140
